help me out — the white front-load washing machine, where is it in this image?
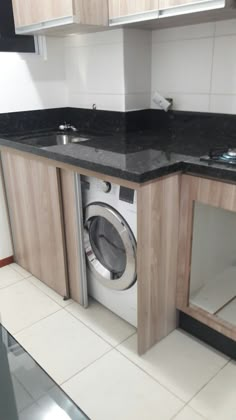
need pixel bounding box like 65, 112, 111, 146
81, 175, 137, 327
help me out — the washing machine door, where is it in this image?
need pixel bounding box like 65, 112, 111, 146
84, 203, 137, 291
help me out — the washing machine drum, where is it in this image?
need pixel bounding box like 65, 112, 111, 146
84, 203, 137, 291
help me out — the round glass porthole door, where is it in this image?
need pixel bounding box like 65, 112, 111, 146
84, 203, 137, 291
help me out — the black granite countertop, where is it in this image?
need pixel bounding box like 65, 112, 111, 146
1, 109, 236, 184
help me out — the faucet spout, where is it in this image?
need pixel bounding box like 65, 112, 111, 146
59, 123, 78, 132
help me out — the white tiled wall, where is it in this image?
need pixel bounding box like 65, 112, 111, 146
65, 29, 126, 111
123, 29, 151, 111
0, 37, 67, 113
65, 28, 152, 112
151, 19, 236, 114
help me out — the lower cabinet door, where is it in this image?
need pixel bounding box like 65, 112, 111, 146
177, 174, 236, 342
1, 151, 68, 297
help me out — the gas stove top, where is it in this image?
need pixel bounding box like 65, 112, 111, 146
201, 147, 236, 166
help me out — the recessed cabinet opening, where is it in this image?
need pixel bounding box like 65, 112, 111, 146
189, 201, 236, 327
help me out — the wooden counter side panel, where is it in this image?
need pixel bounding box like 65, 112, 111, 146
137, 174, 180, 354
1, 151, 68, 297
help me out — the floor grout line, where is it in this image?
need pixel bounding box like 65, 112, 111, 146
60, 347, 114, 387
12, 308, 63, 338
186, 358, 232, 415
115, 346, 186, 404
64, 304, 136, 349
27, 276, 72, 309
9, 264, 32, 279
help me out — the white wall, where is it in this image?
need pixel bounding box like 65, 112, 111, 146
123, 29, 151, 111
151, 19, 236, 114
65, 28, 152, 112
0, 37, 67, 113
65, 29, 125, 111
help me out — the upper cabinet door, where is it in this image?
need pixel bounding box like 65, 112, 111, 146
12, 0, 108, 34
109, 0, 159, 24
159, 0, 226, 16
12, 0, 74, 28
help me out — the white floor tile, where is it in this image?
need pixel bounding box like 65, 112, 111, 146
190, 361, 236, 420
66, 299, 136, 346
63, 349, 183, 420
16, 310, 111, 385
29, 276, 72, 308
0, 265, 24, 289
10, 263, 32, 279
174, 405, 205, 419
117, 330, 229, 402
0, 279, 60, 334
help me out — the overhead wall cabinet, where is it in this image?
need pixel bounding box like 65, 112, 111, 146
108, 0, 234, 26
158, 0, 226, 17
12, 0, 109, 35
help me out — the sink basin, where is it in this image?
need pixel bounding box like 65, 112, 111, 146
17, 133, 91, 148
56, 134, 90, 145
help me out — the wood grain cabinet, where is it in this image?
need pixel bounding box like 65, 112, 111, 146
177, 174, 236, 342
12, 0, 108, 35
109, 0, 159, 24
1, 151, 69, 298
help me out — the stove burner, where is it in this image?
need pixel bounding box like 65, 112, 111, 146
224, 148, 236, 158
201, 146, 236, 167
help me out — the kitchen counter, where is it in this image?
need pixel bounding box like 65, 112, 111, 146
1, 118, 236, 183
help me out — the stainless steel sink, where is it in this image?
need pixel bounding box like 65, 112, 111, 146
17, 133, 92, 148
56, 134, 90, 145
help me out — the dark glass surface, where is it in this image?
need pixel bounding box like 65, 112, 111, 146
89, 216, 126, 278
0, 324, 89, 420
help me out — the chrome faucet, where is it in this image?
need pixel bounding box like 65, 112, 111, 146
59, 122, 77, 132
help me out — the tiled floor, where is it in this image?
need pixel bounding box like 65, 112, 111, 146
0, 263, 235, 420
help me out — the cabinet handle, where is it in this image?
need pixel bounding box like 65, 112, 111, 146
109, 9, 159, 26
159, 0, 225, 18
15, 15, 79, 35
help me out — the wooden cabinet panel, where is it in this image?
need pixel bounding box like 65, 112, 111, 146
177, 174, 236, 341
12, 0, 74, 28
1, 152, 68, 298
12, 0, 108, 29
109, 0, 159, 18
137, 174, 180, 354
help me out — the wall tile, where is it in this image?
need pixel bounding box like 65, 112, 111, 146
211, 35, 236, 95
123, 30, 151, 94
64, 29, 123, 47
69, 92, 125, 112
152, 38, 213, 94
125, 93, 150, 111
210, 94, 236, 114
151, 92, 209, 112
215, 19, 236, 36
66, 43, 125, 95
152, 22, 215, 43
